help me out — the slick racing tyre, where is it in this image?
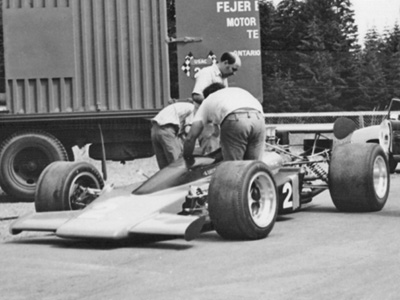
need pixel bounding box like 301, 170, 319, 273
208, 161, 278, 240
35, 161, 104, 212
329, 143, 389, 212
0, 130, 68, 201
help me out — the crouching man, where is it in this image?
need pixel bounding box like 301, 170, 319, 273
183, 83, 265, 164
151, 102, 194, 169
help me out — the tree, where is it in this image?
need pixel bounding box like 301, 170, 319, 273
356, 28, 389, 110
300, 0, 359, 111
381, 24, 400, 100
297, 18, 344, 111
265, 0, 307, 76
0, 0, 4, 93
260, 0, 308, 111
263, 70, 302, 112
260, 0, 361, 112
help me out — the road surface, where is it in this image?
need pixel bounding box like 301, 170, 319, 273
1, 174, 400, 300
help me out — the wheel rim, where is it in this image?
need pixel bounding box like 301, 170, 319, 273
373, 156, 388, 199
11, 147, 51, 186
247, 171, 277, 228
68, 172, 102, 210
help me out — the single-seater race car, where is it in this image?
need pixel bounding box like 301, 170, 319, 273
350, 97, 400, 173
10, 118, 390, 242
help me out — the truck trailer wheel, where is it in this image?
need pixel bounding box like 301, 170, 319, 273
0, 131, 68, 200
329, 143, 389, 212
208, 161, 278, 240
35, 161, 104, 212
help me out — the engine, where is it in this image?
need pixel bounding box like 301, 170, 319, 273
182, 184, 209, 215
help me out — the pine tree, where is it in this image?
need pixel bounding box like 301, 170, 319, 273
263, 70, 302, 112
301, 0, 359, 110
381, 24, 400, 100
264, 0, 307, 76
357, 28, 389, 110
297, 18, 344, 111
260, 0, 307, 111
259, 0, 388, 111
0, 0, 4, 92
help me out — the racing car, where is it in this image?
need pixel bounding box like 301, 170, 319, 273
10, 118, 390, 242
350, 97, 400, 173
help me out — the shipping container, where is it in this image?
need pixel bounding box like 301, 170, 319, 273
3, 0, 170, 114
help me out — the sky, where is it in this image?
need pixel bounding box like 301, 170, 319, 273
352, 0, 400, 41
271, 0, 400, 43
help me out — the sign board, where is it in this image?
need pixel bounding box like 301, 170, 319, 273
175, 0, 263, 102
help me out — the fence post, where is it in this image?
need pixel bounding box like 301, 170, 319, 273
359, 115, 364, 128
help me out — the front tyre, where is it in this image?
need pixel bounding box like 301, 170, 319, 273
35, 161, 104, 212
208, 161, 278, 240
329, 143, 389, 212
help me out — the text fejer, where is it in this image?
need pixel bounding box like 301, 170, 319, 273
216, 1, 258, 13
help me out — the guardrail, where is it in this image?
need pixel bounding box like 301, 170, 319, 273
264, 111, 394, 129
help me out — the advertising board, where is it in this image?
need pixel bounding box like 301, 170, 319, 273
176, 0, 263, 101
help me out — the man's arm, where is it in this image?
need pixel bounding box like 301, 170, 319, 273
168, 97, 194, 104
183, 120, 204, 163
192, 68, 213, 105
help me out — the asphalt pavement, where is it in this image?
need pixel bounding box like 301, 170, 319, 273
1, 174, 400, 300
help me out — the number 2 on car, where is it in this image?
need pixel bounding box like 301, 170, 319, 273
277, 173, 300, 214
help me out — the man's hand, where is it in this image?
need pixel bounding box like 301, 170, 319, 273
184, 155, 195, 167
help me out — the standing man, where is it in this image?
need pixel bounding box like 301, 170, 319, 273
191, 52, 242, 154
151, 102, 194, 169
192, 52, 242, 105
183, 83, 265, 164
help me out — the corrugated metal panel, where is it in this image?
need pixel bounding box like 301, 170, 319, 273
3, 0, 170, 114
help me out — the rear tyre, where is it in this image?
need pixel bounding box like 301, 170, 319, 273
35, 161, 104, 212
329, 143, 389, 212
0, 131, 68, 200
208, 161, 278, 240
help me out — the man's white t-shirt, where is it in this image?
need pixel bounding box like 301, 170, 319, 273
193, 88, 263, 125
153, 102, 194, 129
192, 64, 228, 97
